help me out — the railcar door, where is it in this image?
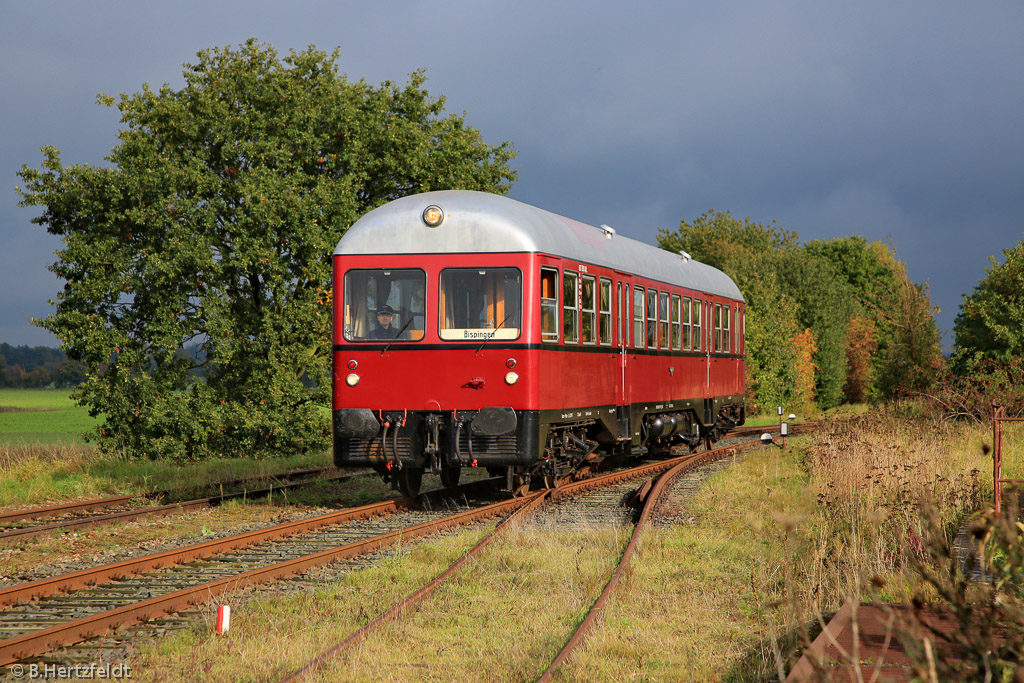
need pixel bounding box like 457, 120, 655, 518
703, 300, 713, 399
616, 280, 631, 439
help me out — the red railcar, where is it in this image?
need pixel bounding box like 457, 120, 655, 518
332, 191, 745, 495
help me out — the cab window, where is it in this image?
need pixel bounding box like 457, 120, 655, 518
343, 269, 426, 342
439, 268, 522, 341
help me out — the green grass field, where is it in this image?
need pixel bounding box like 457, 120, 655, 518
0, 388, 99, 445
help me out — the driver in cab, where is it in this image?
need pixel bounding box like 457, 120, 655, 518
370, 305, 406, 339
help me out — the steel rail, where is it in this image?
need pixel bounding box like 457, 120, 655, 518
0, 490, 540, 666
0, 494, 145, 525
0, 471, 359, 544
276, 489, 553, 683
0, 496, 415, 609
536, 441, 756, 682
0, 466, 342, 525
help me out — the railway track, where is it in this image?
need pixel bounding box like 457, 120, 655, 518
0, 466, 366, 544
0, 478, 514, 669
276, 434, 778, 681
0, 422, 818, 673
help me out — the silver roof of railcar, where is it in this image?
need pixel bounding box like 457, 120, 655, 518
334, 190, 743, 301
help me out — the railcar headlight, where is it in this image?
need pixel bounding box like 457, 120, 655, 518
345, 373, 360, 387
422, 205, 444, 227
504, 371, 519, 385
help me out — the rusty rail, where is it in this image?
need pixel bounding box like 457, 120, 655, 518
0, 465, 340, 525
0, 470, 357, 544
277, 489, 553, 682
0, 491, 537, 666
536, 443, 744, 681
0, 496, 416, 609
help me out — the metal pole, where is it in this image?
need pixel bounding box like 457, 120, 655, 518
995, 402, 1003, 515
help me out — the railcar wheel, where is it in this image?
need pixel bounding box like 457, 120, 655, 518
440, 464, 461, 490
397, 467, 423, 497
511, 473, 531, 497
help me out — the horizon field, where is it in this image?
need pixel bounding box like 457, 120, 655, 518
0, 388, 96, 445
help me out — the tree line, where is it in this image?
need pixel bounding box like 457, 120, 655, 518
658, 213, 945, 415
0, 343, 87, 389
15, 39, 1022, 459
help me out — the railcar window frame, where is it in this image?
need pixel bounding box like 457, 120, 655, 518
692, 298, 702, 352
658, 291, 670, 350
342, 267, 427, 343
646, 289, 657, 348
563, 270, 580, 344
682, 296, 692, 351
599, 278, 613, 346
633, 286, 645, 349
438, 267, 523, 342
581, 274, 597, 345
739, 307, 745, 355
540, 267, 559, 343
671, 294, 681, 351
714, 302, 723, 353
723, 304, 731, 353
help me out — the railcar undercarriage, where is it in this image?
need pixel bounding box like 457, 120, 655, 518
334, 401, 744, 497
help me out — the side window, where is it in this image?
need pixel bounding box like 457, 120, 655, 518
599, 278, 613, 345
633, 286, 645, 348
646, 289, 657, 348
692, 298, 702, 352
739, 307, 745, 354
581, 275, 597, 344
682, 296, 692, 350
671, 294, 681, 351
540, 267, 558, 343
563, 271, 579, 344
714, 303, 722, 353
659, 291, 670, 350
723, 305, 731, 353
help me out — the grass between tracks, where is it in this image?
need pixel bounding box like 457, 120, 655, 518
131, 523, 630, 682
123, 410, 1017, 682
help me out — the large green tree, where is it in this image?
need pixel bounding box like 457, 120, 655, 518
17, 40, 517, 460
806, 237, 943, 399
659, 210, 802, 413
773, 249, 854, 410
952, 235, 1024, 368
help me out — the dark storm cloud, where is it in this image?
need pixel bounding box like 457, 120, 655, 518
2, 1, 1022, 347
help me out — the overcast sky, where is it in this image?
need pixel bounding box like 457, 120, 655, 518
2, 1, 1022, 349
